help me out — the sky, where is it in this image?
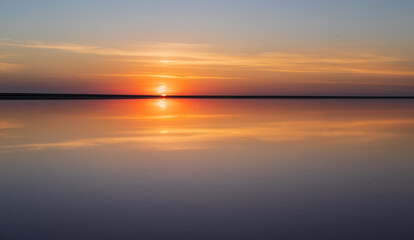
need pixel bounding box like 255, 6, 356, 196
1, 0, 414, 95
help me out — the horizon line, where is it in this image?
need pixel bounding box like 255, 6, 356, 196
0, 93, 413, 100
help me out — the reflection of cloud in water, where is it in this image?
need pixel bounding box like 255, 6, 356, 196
0, 120, 23, 130
0, 119, 23, 137
0, 135, 208, 152
96, 114, 241, 120
0, 118, 412, 152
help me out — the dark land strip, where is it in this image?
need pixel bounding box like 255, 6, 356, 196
0, 93, 413, 100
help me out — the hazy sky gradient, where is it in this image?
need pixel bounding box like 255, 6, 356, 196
1, 0, 414, 95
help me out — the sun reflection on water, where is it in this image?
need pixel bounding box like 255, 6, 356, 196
155, 99, 168, 111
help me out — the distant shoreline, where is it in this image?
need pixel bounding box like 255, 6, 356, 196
0, 93, 413, 100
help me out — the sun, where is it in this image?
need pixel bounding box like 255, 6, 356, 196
161, 93, 167, 97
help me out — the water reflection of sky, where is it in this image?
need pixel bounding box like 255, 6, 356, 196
0, 100, 413, 239
1, 99, 414, 152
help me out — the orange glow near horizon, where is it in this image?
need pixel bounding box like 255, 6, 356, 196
156, 84, 167, 94
1, 99, 413, 152
1, 39, 414, 96
1, 1, 414, 96
156, 99, 167, 111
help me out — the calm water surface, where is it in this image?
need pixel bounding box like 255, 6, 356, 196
0, 99, 413, 240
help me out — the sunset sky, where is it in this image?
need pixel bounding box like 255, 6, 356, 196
1, 0, 414, 95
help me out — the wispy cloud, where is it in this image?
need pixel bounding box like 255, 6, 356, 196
91, 73, 244, 80
1, 39, 413, 76
0, 39, 209, 58
0, 53, 24, 73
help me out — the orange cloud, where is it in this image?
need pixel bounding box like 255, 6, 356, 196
0, 54, 24, 73
1, 39, 414, 79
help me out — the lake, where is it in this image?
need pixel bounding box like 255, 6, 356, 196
0, 99, 413, 239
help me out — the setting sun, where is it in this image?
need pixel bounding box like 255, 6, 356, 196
1, 1, 414, 239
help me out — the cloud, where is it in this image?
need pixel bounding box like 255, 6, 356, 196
0, 62, 22, 73
0, 53, 24, 73
0, 39, 209, 58
91, 73, 244, 80
1, 39, 414, 76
